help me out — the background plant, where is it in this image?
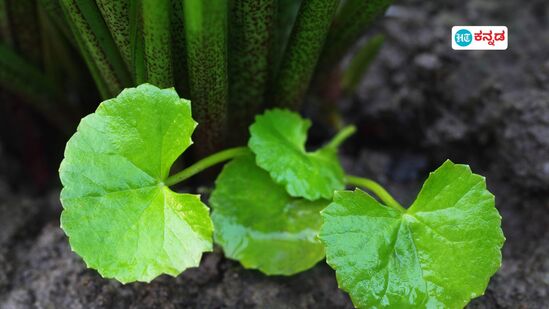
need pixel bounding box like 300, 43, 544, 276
0, 0, 391, 155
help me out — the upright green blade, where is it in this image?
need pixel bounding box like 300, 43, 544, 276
128, 0, 145, 84
317, 0, 392, 72
0, 44, 71, 133
60, 0, 132, 98
341, 34, 384, 93
69, 23, 112, 99
228, 0, 275, 143
0, 0, 13, 45
96, 0, 131, 71
270, 0, 302, 81
142, 0, 173, 87
5, 0, 43, 67
38, 2, 84, 106
170, 0, 189, 97
183, 0, 228, 154
38, 0, 76, 46
272, 0, 338, 109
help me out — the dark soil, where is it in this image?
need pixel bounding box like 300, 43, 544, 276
1, 0, 548, 308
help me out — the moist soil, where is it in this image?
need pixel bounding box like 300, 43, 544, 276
1, 0, 549, 308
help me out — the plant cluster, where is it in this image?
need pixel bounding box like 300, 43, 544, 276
60, 84, 504, 308
0, 0, 392, 153
2, 1, 506, 307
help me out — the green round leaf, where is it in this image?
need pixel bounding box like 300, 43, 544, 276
59, 84, 213, 283
248, 109, 344, 201
320, 160, 504, 308
211, 154, 327, 275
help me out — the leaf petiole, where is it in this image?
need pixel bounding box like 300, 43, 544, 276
326, 125, 357, 149
165, 147, 251, 186
345, 175, 405, 212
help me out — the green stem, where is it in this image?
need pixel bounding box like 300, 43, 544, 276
326, 125, 356, 149
345, 175, 404, 212
165, 147, 250, 186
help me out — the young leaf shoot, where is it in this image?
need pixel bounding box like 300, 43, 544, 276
248, 109, 353, 201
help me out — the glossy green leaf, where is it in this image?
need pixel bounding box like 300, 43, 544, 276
59, 84, 213, 283
211, 154, 327, 275
320, 160, 504, 308
249, 109, 345, 201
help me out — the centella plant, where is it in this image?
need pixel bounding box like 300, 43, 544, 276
1, 1, 504, 308
60, 84, 503, 308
